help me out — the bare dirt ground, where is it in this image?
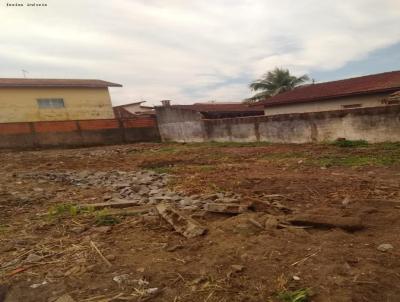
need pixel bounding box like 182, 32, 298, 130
0, 142, 400, 302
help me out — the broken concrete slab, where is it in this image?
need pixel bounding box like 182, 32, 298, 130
156, 204, 207, 238
107, 206, 153, 217
205, 203, 248, 214
78, 199, 141, 210
288, 214, 364, 232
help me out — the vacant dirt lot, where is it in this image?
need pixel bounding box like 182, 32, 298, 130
1, 142, 400, 302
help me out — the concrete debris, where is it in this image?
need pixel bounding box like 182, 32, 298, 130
377, 243, 393, 252
231, 264, 245, 272
264, 215, 281, 229
19, 170, 243, 211
24, 253, 42, 263
288, 214, 364, 232
54, 294, 76, 302
113, 274, 131, 285
248, 218, 263, 229
156, 204, 207, 238
79, 199, 144, 210
342, 196, 351, 207
205, 203, 248, 214
144, 288, 159, 295
30, 280, 47, 289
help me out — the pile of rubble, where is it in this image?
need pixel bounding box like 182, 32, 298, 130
18, 170, 243, 211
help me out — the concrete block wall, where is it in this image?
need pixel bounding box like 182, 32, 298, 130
157, 105, 400, 143
155, 107, 206, 142
0, 117, 160, 149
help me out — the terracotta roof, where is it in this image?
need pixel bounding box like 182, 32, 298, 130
171, 103, 264, 113
113, 101, 153, 109
0, 78, 122, 88
261, 70, 400, 107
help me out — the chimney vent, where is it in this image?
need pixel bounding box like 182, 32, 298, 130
161, 100, 171, 107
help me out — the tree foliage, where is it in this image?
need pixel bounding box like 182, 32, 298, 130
245, 68, 309, 103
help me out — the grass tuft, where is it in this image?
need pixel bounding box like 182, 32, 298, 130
49, 203, 80, 217
277, 288, 310, 302
94, 209, 120, 226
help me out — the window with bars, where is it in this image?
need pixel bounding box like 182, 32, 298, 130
37, 98, 65, 109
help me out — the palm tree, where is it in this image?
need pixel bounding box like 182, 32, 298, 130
246, 68, 310, 102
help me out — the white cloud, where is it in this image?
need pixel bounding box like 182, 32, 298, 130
0, 0, 400, 105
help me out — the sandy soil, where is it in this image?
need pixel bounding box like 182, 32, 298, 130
0, 142, 399, 302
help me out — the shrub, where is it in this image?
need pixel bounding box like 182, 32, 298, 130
332, 139, 368, 148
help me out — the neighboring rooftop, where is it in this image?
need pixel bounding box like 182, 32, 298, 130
172, 103, 264, 113
261, 70, 400, 107
113, 101, 153, 109
0, 78, 122, 88
161, 102, 264, 118
113, 101, 155, 118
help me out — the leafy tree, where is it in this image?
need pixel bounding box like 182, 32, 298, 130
245, 68, 310, 103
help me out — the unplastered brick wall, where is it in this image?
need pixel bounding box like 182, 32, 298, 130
0, 117, 160, 149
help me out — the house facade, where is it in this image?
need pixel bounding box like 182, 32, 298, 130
0, 78, 122, 123
261, 71, 400, 116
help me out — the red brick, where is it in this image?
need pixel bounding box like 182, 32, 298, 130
122, 118, 156, 128
34, 121, 78, 133
78, 119, 120, 130
0, 123, 31, 135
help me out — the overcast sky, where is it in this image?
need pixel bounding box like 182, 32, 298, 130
1, 0, 400, 105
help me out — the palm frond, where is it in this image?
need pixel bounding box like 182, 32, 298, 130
248, 68, 310, 99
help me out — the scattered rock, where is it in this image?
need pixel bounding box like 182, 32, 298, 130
293, 275, 301, 281
105, 254, 116, 261
144, 288, 159, 295
113, 274, 131, 285
25, 253, 42, 263
179, 198, 193, 207
18, 170, 243, 211
205, 203, 248, 214
30, 280, 48, 289
156, 204, 207, 238
93, 226, 112, 233
377, 243, 393, 252
342, 196, 351, 207
231, 265, 245, 272
54, 294, 75, 302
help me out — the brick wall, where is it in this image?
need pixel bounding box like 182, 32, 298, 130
0, 117, 160, 149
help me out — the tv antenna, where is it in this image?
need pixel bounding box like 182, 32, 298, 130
22, 69, 29, 78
